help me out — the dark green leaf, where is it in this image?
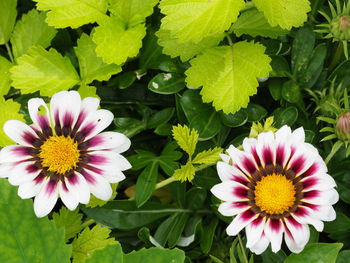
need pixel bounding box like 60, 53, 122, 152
246, 103, 267, 122
281, 80, 301, 103
148, 73, 185, 94
190, 110, 221, 140
270, 55, 290, 77
261, 247, 286, 263
200, 218, 218, 254
274, 106, 298, 127
324, 213, 350, 234
220, 109, 248, 127
336, 250, 350, 263
185, 187, 207, 210
148, 107, 175, 128
136, 162, 159, 207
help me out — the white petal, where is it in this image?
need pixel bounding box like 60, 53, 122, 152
292, 206, 324, 232
0, 145, 33, 163
226, 145, 257, 176
242, 137, 258, 154
81, 97, 100, 113
88, 150, 131, 171
284, 217, 310, 254
211, 181, 248, 202
216, 161, 249, 183
246, 217, 266, 248
82, 170, 112, 201
50, 90, 82, 128
303, 188, 339, 206
218, 201, 249, 217
311, 205, 336, 221
59, 181, 79, 211
28, 98, 51, 132
0, 162, 13, 178
86, 131, 131, 153
264, 219, 284, 253
290, 127, 305, 144
34, 179, 59, 217
249, 233, 270, 255
78, 109, 114, 140
8, 162, 41, 186
220, 153, 230, 163
226, 209, 258, 236
67, 172, 91, 204
301, 173, 336, 191
256, 131, 276, 167
3, 120, 38, 146
18, 179, 44, 199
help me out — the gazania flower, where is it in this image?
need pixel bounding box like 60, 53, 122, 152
211, 126, 338, 254
0, 91, 131, 217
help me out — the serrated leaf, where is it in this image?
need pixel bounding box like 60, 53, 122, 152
52, 207, 84, 242
0, 180, 71, 263
0, 0, 17, 44
78, 84, 100, 99
10, 46, 80, 96
10, 9, 57, 59
192, 147, 223, 164
232, 8, 288, 38
159, 0, 245, 43
72, 225, 117, 263
253, 0, 311, 30
156, 29, 224, 62
0, 56, 12, 96
75, 33, 121, 84
172, 124, 199, 157
0, 98, 24, 147
86, 183, 118, 208
86, 245, 123, 263
174, 162, 196, 182
108, 0, 158, 27
93, 16, 146, 65
185, 42, 271, 114
33, 0, 108, 28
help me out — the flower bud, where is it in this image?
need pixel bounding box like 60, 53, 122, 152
336, 112, 350, 140
331, 15, 350, 41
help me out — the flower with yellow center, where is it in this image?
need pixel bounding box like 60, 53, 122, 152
211, 126, 338, 255
0, 91, 132, 218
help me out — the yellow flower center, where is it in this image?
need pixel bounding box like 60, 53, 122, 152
39, 136, 80, 175
254, 173, 296, 214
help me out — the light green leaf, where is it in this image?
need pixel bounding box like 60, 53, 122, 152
285, 243, 342, 263
174, 162, 196, 182
86, 183, 118, 208
0, 0, 17, 44
124, 247, 185, 263
156, 29, 224, 62
192, 147, 223, 164
86, 245, 123, 263
172, 124, 199, 157
10, 10, 57, 59
0, 98, 24, 147
10, 46, 80, 96
78, 84, 100, 99
108, 0, 158, 27
93, 16, 146, 65
0, 56, 12, 96
33, 0, 108, 28
75, 33, 121, 84
72, 225, 117, 263
0, 179, 72, 263
159, 0, 244, 43
185, 42, 271, 114
52, 207, 84, 242
253, 0, 311, 30
232, 8, 288, 38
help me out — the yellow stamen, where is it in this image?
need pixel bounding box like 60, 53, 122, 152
254, 173, 296, 214
39, 135, 80, 174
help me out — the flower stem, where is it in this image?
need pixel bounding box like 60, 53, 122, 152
154, 176, 177, 190
238, 234, 249, 263
80, 219, 95, 229
5, 43, 14, 63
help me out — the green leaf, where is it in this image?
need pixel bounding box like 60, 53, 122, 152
253, 0, 311, 30
285, 243, 343, 263
232, 8, 288, 38
159, 0, 244, 43
10, 10, 57, 59
75, 33, 121, 84
337, 250, 350, 263
220, 110, 248, 127
200, 218, 218, 254
124, 247, 185, 263
0, 56, 12, 96
78, 84, 99, 99
186, 42, 271, 114
108, 0, 158, 27
93, 16, 146, 65
274, 106, 298, 128
33, 0, 108, 28
86, 183, 118, 208
174, 162, 196, 182
72, 225, 117, 263
52, 207, 84, 242
148, 72, 185, 94
0, 0, 17, 44
156, 29, 224, 62
190, 110, 221, 140
0, 98, 24, 147
192, 147, 223, 164
86, 245, 123, 263
172, 124, 199, 157
82, 200, 176, 230
10, 46, 80, 96
0, 180, 71, 263
135, 162, 159, 207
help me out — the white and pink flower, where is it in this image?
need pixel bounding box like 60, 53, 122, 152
0, 91, 131, 217
211, 126, 338, 254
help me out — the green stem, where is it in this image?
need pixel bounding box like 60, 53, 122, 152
80, 219, 95, 229
226, 33, 234, 46
325, 141, 343, 164
238, 234, 249, 263
5, 43, 14, 63
154, 176, 177, 190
